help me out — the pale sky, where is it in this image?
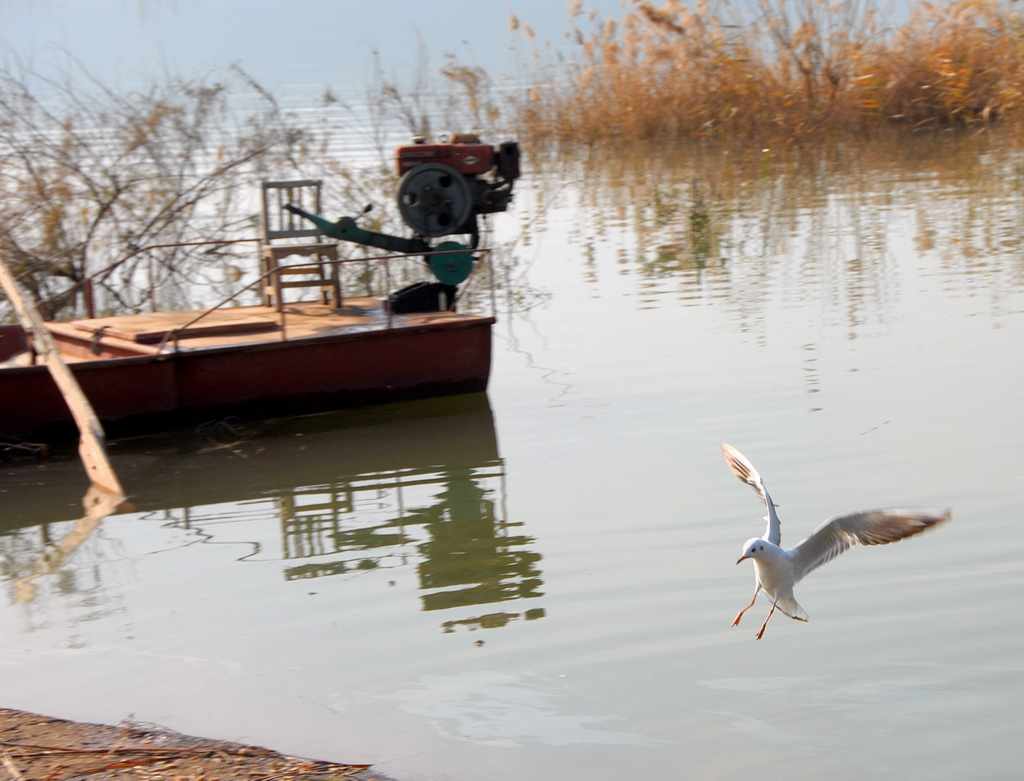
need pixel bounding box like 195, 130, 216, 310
0, 0, 625, 91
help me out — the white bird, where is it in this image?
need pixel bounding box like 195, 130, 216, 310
721, 442, 950, 640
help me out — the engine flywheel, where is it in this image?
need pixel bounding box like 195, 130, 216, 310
397, 163, 473, 237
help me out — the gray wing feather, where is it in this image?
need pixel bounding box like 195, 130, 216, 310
791, 509, 950, 583
721, 443, 782, 545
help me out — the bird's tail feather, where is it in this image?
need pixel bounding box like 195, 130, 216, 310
777, 595, 808, 622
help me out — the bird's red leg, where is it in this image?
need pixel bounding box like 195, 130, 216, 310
731, 586, 761, 627
756, 598, 779, 640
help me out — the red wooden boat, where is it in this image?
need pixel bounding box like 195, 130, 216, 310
0, 298, 493, 441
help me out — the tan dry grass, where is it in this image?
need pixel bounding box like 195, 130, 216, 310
509, 0, 1024, 143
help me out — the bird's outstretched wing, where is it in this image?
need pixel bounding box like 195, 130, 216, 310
721, 443, 781, 545
791, 509, 950, 583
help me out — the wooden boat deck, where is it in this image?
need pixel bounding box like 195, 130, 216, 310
48, 298, 487, 357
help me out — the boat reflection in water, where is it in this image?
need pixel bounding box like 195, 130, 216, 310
0, 394, 544, 634
265, 395, 545, 631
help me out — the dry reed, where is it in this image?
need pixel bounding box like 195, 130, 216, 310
510, 0, 1024, 143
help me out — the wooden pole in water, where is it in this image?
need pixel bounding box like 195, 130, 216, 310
0, 257, 124, 496
13, 484, 125, 604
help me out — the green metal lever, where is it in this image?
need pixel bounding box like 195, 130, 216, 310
284, 203, 429, 255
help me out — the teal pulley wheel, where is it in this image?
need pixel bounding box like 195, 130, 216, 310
427, 242, 474, 285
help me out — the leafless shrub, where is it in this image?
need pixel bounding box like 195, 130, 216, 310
0, 62, 305, 319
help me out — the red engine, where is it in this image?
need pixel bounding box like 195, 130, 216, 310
396, 141, 495, 176
393, 135, 521, 240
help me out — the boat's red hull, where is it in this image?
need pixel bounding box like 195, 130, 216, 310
0, 318, 493, 440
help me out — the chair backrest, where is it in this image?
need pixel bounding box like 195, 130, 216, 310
261, 179, 325, 243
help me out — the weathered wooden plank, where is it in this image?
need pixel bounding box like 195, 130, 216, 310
47, 322, 162, 355
70, 313, 279, 344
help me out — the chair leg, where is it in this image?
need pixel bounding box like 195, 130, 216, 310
316, 256, 328, 306
331, 261, 342, 309
261, 249, 281, 310
272, 265, 284, 313
260, 251, 271, 308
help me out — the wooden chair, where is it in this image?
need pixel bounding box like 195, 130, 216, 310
260, 180, 342, 311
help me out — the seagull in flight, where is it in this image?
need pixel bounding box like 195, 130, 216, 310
721, 442, 950, 639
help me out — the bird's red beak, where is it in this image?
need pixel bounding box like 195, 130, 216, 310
736, 555, 749, 565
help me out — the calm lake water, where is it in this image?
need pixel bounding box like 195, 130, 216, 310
3, 135, 1024, 780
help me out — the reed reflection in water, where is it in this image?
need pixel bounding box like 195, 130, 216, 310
532, 133, 1024, 321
